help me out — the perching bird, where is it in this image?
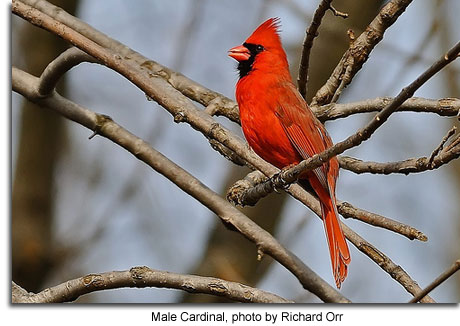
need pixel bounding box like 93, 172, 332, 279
228, 18, 350, 288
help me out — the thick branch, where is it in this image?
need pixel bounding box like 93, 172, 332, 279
311, 0, 413, 106
12, 66, 349, 303
408, 260, 460, 303
12, 266, 293, 303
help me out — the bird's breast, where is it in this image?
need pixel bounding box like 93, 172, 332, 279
238, 96, 302, 169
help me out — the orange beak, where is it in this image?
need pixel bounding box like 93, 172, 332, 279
228, 45, 250, 62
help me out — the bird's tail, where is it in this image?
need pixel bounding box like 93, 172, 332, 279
320, 196, 350, 288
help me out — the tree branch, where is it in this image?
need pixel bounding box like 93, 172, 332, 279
408, 260, 460, 303
338, 202, 427, 242
12, 65, 349, 303
339, 129, 460, 175
297, 0, 336, 98
314, 97, 460, 122
37, 47, 97, 96
311, 0, 413, 106
12, 266, 294, 303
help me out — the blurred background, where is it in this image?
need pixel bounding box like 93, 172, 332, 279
11, 0, 460, 303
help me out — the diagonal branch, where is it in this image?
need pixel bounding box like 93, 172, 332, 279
12, 266, 294, 303
408, 260, 460, 303
12, 66, 349, 303
311, 0, 414, 106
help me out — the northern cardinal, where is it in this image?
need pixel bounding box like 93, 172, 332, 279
228, 18, 350, 288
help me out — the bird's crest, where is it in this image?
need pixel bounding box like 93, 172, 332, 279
245, 17, 282, 50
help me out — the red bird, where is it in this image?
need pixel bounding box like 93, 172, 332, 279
228, 18, 350, 288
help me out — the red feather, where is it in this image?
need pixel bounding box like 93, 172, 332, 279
229, 18, 351, 288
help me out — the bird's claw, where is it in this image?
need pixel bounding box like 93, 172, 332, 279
271, 172, 289, 193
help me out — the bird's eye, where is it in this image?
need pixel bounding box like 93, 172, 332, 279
256, 45, 264, 52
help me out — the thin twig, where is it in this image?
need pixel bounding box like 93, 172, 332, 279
37, 47, 97, 96
312, 0, 414, 106
297, 0, 334, 98
11, 266, 294, 303
428, 126, 457, 166
12, 65, 349, 303
329, 4, 348, 18
329, 63, 352, 103
408, 260, 460, 303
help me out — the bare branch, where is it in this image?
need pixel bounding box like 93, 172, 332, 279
428, 126, 457, 165
38, 47, 97, 96
12, 266, 293, 303
297, 0, 334, 98
314, 97, 460, 121
339, 136, 460, 175
338, 202, 427, 242
328, 4, 348, 19
409, 260, 460, 303
312, 0, 413, 106
12, 66, 349, 303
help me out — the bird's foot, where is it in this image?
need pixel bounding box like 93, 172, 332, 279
271, 164, 296, 193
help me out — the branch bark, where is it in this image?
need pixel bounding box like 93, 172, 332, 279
314, 97, 460, 122
12, 267, 293, 303
311, 0, 414, 106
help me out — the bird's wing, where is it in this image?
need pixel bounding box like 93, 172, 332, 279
274, 81, 335, 193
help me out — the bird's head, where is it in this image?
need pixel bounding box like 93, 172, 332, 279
228, 17, 289, 79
